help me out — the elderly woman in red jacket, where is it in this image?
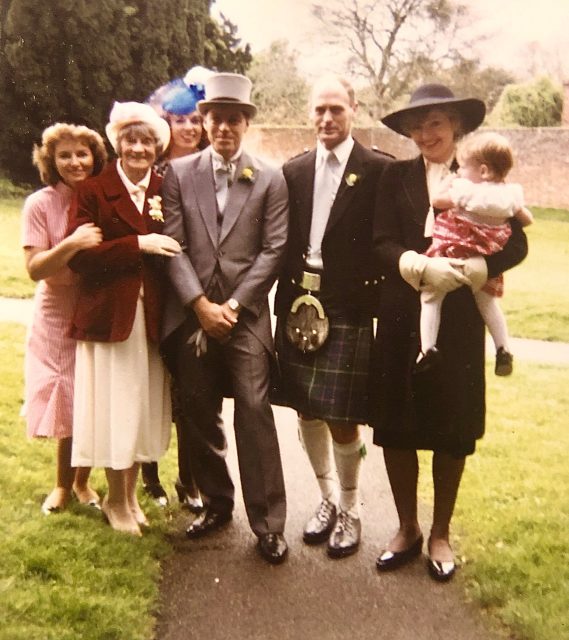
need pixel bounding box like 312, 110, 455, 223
68, 102, 181, 535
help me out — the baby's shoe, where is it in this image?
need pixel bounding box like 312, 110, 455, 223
495, 347, 513, 376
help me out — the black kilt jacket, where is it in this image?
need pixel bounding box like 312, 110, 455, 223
274, 139, 392, 319
370, 156, 528, 456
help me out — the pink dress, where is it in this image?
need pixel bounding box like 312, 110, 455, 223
21, 182, 79, 439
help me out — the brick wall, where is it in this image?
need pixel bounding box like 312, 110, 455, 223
245, 126, 569, 209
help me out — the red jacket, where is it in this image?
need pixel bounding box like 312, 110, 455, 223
67, 161, 166, 343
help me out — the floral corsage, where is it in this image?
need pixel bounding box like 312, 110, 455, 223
238, 167, 255, 183
344, 172, 360, 187
148, 195, 164, 222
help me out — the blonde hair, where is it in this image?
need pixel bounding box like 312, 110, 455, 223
457, 132, 514, 180
32, 123, 107, 186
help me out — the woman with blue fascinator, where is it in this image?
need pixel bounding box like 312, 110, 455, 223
141, 67, 213, 511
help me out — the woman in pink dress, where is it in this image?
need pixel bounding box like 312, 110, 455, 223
22, 123, 107, 515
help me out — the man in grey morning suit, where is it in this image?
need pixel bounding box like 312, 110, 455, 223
161, 73, 289, 564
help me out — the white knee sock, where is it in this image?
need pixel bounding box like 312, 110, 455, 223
298, 417, 337, 503
333, 437, 364, 517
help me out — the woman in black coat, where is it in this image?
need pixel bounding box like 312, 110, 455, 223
371, 84, 528, 580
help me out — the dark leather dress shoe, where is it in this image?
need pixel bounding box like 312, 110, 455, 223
427, 557, 456, 582
143, 482, 169, 508
257, 533, 288, 564
303, 499, 337, 545
186, 508, 232, 539
327, 510, 361, 558
376, 535, 424, 571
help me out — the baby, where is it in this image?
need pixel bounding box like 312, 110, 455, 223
417, 131, 533, 376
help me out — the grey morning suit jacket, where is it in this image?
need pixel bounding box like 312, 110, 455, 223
161, 145, 289, 353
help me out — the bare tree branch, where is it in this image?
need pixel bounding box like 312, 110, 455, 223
311, 0, 481, 118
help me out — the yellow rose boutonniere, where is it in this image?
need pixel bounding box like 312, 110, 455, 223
345, 173, 360, 187
148, 195, 164, 222
239, 167, 255, 183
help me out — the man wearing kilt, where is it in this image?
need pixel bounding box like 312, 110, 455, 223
274, 75, 392, 558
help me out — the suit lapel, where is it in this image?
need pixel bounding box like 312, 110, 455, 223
218, 152, 255, 244
101, 161, 146, 233
402, 156, 430, 225
324, 141, 365, 236
190, 147, 218, 247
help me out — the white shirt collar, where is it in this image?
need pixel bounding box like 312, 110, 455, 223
211, 147, 242, 169
423, 155, 454, 172
116, 160, 151, 194
316, 136, 354, 169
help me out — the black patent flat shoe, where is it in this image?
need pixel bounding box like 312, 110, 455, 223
376, 535, 424, 571
257, 533, 288, 564
427, 556, 456, 582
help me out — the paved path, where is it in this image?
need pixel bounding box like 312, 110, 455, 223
156, 403, 506, 640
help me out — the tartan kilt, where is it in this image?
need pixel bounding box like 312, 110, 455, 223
272, 315, 373, 424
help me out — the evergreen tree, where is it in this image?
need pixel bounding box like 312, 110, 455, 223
0, 0, 249, 184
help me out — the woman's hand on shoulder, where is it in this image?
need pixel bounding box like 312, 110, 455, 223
138, 233, 181, 256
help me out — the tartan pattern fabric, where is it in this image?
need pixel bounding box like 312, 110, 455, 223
426, 211, 512, 259
273, 317, 373, 423
426, 211, 512, 297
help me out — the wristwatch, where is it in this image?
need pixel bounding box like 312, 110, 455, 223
227, 298, 241, 312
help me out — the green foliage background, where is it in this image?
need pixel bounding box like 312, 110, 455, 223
0, 0, 251, 185
489, 77, 563, 127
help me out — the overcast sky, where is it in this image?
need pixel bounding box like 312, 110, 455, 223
212, 0, 569, 79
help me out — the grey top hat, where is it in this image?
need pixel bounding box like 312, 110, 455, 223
381, 83, 486, 137
197, 73, 257, 118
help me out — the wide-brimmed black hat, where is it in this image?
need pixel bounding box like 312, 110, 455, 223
381, 83, 486, 137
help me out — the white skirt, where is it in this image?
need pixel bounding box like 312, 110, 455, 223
72, 296, 171, 470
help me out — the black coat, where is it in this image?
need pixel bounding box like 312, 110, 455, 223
275, 140, 392, 319
370, 156, 528, 456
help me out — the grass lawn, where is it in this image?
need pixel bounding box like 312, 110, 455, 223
0, 323, 180, 640
0, 196, 35, 298
503, 207, 569, 342
459, 360, 569, 640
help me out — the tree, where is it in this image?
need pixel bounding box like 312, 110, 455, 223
489, 76, 563, 128
0, 0, 251, 184
436, 60, 517, 113
204, 13, 252, 74
248, 41, 309, 125
311, 0, 479, 119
